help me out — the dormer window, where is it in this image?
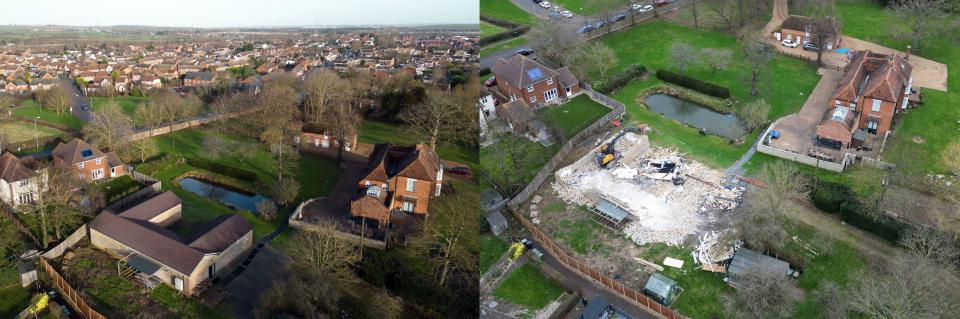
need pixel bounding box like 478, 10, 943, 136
526, 86, 534, 92
546, 78, 553, 85
96, 158, 101, 165
366, 186, 381, 198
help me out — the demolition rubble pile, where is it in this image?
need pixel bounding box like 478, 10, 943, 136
552, 131, 742, 245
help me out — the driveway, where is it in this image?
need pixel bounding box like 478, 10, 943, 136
841, 36, 948, 92
222, 244, 289, 318
767, 68, 844, 153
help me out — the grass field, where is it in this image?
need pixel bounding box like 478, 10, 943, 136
493, 263, 566, 310
481, 233, 510, 274
479, 134, 560, 190
358, 120, 478, 170
481, 0, 535, 25
480, 36, 528, 57
0, 121, 64, 144
0, 266, 30, 319
541, 94, 611, 139
13, 100, 84, 129
550, 0, 596, 15
599, 20, 820, 121
297, 154, 343, 199
481, 21, 506, 38
91, 96, 149, 116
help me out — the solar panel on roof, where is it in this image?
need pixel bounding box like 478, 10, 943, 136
526, 68, 544, 80
81, 149, 94, 158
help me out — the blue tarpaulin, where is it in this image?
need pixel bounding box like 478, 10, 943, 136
835, 48, 850, 54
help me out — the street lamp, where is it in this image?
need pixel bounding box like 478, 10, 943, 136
34, 116, 40, 150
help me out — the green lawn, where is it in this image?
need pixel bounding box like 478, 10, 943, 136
493, 263, 565, 310
90, 96, 148, 116
481, 233, 510, 274
481, 21, 506, 38
555, 217, 608, 255
541, 94, 611, 139
480, 36, 528, 57
551, 0, 596, 15
0, 121, 64, 144
0, 284, 30, 319
639, 244, 731, 318
479, 134, 560, 190
94, 175, 146, 204
358, 120, 478, 169
298, 154, 343, 199
599, 20, 820, 120
13, 100, 84, 130
481, 0, 535, 25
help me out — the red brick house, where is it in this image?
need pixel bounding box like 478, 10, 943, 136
772, 15, 841, 50
297, 124, 358, 153
492, 55, 580, 107
51, 139, 125, 182
350, 144, 443, 227
816, 50, 913, 149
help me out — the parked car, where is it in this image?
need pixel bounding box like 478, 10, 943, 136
520, 238, 534, 249
782, 39, 798, 48
80, 103, 89, 110
593, 21, 607, 28
560, 10, 574, 18
530, 248, 544, 260
515, 48, 535, 56
532, 0, 543, 3
539, 1, 551, 8
484, 76, 497, 87
639, 4, 654, 12
612, 14, 626, 22
551, 5, 563, 12
578, 25, 596, 33
448, 166, 472, 175
802, 42, 820, 52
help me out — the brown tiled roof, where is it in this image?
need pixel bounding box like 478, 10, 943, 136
0, 152, 38, 183
361, 143, 441, 183
350, 190, 390, 222
816, 121, 853, 143
51, 139, 106, 165
556, 67, 579, 88
832, 50, 912, 103
187, 214, 251, 253
492, 55, 559, 88
496, 100, 535, 126
117, 191, 181, 222
90, 212, 203, 275
106, 152, 124, 168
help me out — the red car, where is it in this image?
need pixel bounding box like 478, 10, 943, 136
447, 166, 472, 176
484, 76, 497, 87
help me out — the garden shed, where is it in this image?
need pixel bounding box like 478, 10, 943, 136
643, 272, 679, 306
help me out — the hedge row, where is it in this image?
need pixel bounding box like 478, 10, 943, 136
479, 68, 491, 76
594, 65, 647, 94
186, 157, 258, 182
136, 154, 182, 175
480, 14, 523, 28
811, 179, 909, 243
655, 69, 730, 99
477, 26, 530, 46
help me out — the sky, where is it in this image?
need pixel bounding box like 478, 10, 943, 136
0, 0, 478, 28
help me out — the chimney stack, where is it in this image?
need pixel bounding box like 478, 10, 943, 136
906, 45, 911, 61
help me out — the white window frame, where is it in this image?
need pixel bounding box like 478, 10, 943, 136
872, 99, 881, 112
544, 88, 558, 101
78, 162, 84, 169
526, 85, 534, 92
529, 95, 537, 103
173, 277, 184, 291
406, 179, 416, 192
435, 183, 442, 197
402, 200, 415, 212
834, 100, 841, 108
546, 78, 553, 85
850, 102, 856, 111
95, 158, 101, 165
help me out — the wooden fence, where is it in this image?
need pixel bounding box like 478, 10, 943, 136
117, 107, 261, 145
507, 89, 624, 208
508, 206, 686, 319
2, 204, 41, 248
39, 257, 108, 319
103, 168, 162, 212
41, 225, 87, 259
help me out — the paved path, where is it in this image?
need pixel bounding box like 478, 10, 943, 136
766, 68, 844, 154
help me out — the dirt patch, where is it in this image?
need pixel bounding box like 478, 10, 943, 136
912, 135, 925, 144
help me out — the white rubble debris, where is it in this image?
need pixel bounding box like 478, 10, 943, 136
552, 132, 740, 246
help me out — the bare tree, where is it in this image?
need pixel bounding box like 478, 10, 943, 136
402, 90, 462, 151
809, 1, 840, 66
36, 84, 72, 114
0, 94, 15, 118
527, 19, 581, 66
701, 48, 733, 74
738, 98, 771, 130
588, 0, 620, 34
584, 42, 620, 79
848, 253, 960, 318
740, 30, 776, 97
272, 177, 300, 207
705, 0, 737, 31
30, 164, 86, 247
287, 221, 361, 283
0, 214, 21, 268
256, 199, 278, 221
83, 100, 133, 151
810, 281, 850, 319
690, 0, 701, 28
722, 268, 801, 319
123, 138, 157, 163
899, 227, 960, 266
755, 160, 810, 213
669, 42, 699, 74
409, 189, 479, 288
327, 84, 362, 163
890, 0, 949, 52
303, 70, 341, 124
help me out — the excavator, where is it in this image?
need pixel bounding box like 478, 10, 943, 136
596, 127, 641, 168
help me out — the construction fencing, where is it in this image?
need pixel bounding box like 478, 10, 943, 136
507, 89, 624, 208
39, 257, 108, 319
508, 206, 686, 319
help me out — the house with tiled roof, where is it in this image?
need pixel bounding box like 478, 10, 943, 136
89, 191, 253, 295
492, 54, 580, 108
815, 50, 914, 149
350, 144, 443, 227
51, 139, 125, 182
0, 152, 45, 206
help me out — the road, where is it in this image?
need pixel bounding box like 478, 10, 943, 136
524, 237, 661, 319
482, 0, 692, 69
60, 78, 93, 122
